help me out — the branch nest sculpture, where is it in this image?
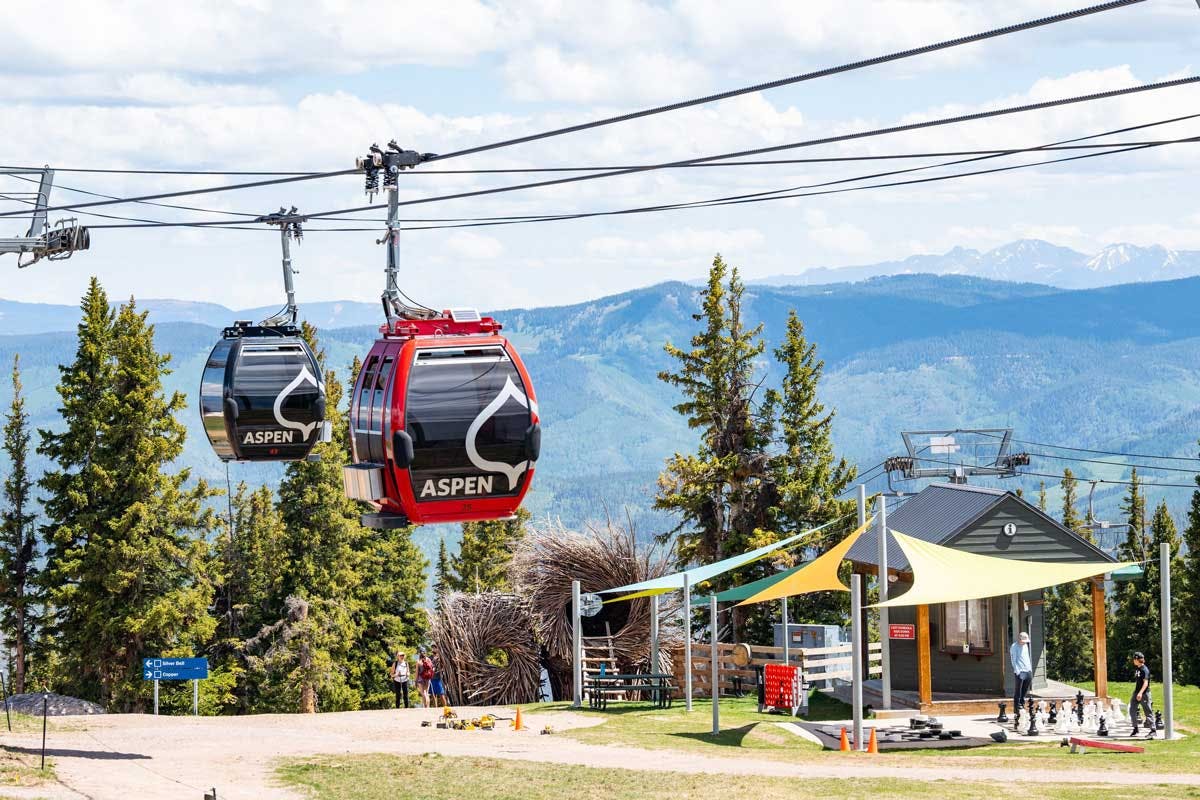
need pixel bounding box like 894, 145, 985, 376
431, 591, 541, 706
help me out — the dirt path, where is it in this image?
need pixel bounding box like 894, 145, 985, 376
2, 708, 1196, 799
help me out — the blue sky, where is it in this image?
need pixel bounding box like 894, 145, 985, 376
1, 0, 1199, 312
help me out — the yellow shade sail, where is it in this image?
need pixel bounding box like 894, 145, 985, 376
872, 531, 1135, 608
735, 518, 873, 607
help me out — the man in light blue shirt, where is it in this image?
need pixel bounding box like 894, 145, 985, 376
1010, 631, 1033, 716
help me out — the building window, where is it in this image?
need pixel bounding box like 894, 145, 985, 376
941, 598, 992, 654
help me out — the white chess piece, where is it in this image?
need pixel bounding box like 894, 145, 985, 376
1055, 706, 1069, 735
1110, 698, 1124, 724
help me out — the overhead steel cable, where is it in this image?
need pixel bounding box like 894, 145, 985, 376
423, 0, 1149, 163
1, 139, 1193, 179
904, 454, 1200, 490
41, 133, 1200, 228
970, 429, 1200, 463
0, 167, 359, 219
293, 76, 1200, 222
0, 1, 1152, 222
1017, 450, 1200, 475
81, 130, 1200, 231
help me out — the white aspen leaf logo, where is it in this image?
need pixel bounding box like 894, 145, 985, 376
272, 366, 321, 440
465, 376, 538, 490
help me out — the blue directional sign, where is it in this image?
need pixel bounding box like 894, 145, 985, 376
142, 658, 209, 681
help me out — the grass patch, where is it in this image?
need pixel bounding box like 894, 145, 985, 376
277, 753, 1200, 800
0, 746, 53, 786
525, 694, 831, 757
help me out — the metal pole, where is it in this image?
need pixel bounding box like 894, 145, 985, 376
649, 594, 660, 675
782, 597, 789, 665
40, 694, 47, 770
878, 495, 891, 710
193, 679, 199, 716
1, 672, 11, 732
571, 580, 582, 708
1160, 542, 1175, 739
710, 595, 720, 736
154, 679, 159, 716
278, 223, 297, 324
683, 572, 693, 712
850, 573, 864, 750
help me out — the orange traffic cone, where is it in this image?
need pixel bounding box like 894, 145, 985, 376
512, 706, 524, 731
839, 727, 850, 752
867, 727, 878, 754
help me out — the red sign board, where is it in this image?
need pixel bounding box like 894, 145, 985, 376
889, 623, 916, 640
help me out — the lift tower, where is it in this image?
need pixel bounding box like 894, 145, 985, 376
0, 168, 90, 267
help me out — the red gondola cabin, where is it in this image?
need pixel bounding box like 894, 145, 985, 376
343, 309, 540, 528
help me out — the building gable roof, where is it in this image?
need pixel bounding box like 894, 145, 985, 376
845, 482, 1115, 572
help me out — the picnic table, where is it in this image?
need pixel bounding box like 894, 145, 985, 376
586, 672, 675, 710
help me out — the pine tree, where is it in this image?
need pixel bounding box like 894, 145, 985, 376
1, 355, 39, 693
38, 278, 117, 701
1044, 469, 1094, 681
434, 537, 451, 607
259, 323, 426, 712
1178, 461, 1200, 686
450, 508, 530, 593
41, 290, 217, 709
1139, 500, 1181, 670
756, 311, 856, 635
656, 256, 856, 642
1110, 469, 1153, 676
656, 256, 777, 640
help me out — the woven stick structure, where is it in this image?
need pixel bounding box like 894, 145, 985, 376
431, 591, 541, 706
511, 522, 681, 699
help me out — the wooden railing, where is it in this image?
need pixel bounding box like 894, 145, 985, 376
680, 642, 882, 697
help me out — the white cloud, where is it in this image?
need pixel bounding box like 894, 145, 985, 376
802, 209, 872, 254
445, 232, 505, 259
0, 73, 279, 105
585, 227, 764, 258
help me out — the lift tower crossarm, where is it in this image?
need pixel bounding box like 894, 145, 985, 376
0, 167, 90, 267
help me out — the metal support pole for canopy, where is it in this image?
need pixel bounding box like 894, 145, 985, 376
649, 594, 660, 675
878, 495, 891, 709
1161, 542, 1175, 739
850, 573, 864, 750
571, 580, 582, 708
710, 595, 720, 736
781, 597, 789, 664
683, 572, 693, 712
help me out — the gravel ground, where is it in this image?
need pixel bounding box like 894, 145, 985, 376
0, 706, 1195, 800
3, 694, 104, 717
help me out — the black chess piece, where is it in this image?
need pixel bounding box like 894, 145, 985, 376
1076, 695, 1085, 725
1048, 701, 1057, 724
1154, 710, 1163, 731
1013, 706, 1022, 732
1026, 710, 1039, 736
1097, 714, 1109, 737
997, 702, 1008, 724
1027, 697, 1035, 721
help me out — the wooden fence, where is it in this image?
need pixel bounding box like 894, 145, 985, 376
678, 642, 882, 697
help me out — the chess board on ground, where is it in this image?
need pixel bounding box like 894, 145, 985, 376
793, 722, 992, 751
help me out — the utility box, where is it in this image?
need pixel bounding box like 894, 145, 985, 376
774, 623, 841, 651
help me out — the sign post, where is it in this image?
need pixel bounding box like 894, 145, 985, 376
1160, 542, 1175, 740
878, 495, 891, 710
143, 658, 209, 716
571, 581, 582, 709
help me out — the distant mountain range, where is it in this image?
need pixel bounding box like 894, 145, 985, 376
5, 267, 1200, 560
754, 240, 1200, 290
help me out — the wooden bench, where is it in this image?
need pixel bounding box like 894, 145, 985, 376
587, 673, 675, 710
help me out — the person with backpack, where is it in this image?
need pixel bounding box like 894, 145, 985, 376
416, 647, 435, 708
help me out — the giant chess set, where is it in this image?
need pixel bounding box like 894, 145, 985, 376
995, 690, 1163, 740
